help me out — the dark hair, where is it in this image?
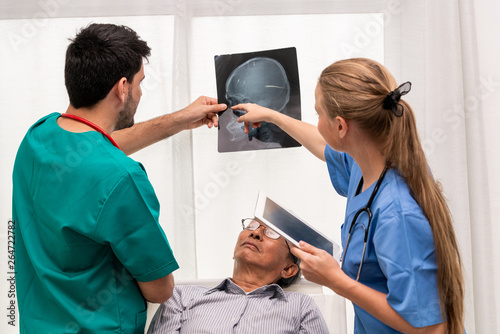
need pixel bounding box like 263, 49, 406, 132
276, 253, 301, 288
64, 23, 151, 109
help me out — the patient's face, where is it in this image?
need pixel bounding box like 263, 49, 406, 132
233, 223, 291, 272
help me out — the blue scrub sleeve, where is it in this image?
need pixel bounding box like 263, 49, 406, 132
324, 145, 353, 197
93, 168, 179, 282
373, 208, 443, 327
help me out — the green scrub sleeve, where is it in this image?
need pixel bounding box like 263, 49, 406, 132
93, 168, 179, 282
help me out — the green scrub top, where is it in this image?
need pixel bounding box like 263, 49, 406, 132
12, 113, 179, 333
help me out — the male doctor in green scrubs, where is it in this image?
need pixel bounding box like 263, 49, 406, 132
12, 23, 225, 334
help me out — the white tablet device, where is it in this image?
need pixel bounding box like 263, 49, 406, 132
254, 191, 340, 260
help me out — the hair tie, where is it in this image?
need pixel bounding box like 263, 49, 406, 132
383, 81, 412, 117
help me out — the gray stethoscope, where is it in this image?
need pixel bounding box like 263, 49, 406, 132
340, 164, 390, 281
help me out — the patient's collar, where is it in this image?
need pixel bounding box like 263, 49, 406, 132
205, 277, 287, 300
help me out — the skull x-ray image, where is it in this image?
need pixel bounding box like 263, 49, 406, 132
215, 47, 301, 152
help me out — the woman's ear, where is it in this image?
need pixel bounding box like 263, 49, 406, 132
335, 116, 348, 139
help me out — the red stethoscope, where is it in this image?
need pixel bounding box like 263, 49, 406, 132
60, 113, 121, 149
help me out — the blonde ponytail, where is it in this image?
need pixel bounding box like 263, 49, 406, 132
386, 100, 464, 334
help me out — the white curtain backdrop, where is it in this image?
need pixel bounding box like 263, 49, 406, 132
0, 0, 498, 333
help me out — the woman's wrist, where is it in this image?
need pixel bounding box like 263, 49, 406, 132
328, 270, 357, 298
267, 109, 287, 127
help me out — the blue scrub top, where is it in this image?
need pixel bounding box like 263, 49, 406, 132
325, 145, 443, 333
13, 113, 179, 333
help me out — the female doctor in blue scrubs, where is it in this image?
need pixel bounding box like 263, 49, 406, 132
232, 58, 465, 333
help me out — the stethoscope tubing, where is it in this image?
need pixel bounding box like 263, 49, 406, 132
340, 165, 390, 281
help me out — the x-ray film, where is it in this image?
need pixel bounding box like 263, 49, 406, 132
215, 47, 301, 152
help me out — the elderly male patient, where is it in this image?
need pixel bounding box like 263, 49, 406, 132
147, 218, 329, 333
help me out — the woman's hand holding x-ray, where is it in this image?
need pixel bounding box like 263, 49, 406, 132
291, 241, 350, 293
232, 103, 278, 133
